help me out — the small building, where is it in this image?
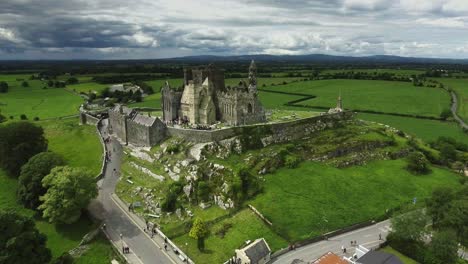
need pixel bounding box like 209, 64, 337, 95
235, 238, 271, 264
313, 252, 349, 264
356, 251, 403, 264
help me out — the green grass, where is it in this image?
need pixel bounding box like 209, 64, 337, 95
40, 118, 103, 175
251, 159, 461, 241
321, 69, 425, 76
263, 79, 450, 117
381, 246, 419, 264
67, 83, 109, 94
0, 74, 83, 120
72, 234, 120, 264
0, 169, 98, 260
438, 78, 468, 123
173, 209, 288, 264
0, 118, 109, 262
358, 113, 468, 145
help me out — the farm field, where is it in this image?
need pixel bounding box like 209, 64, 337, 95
263, 79, 450, 117
67, 82, 109, 94
251, 159, 461, 241
358, 113, 468, 144
438, 78, 468, 122
321, 68, 425, 76
0, 74, 83, 120
40, 118, 103, 176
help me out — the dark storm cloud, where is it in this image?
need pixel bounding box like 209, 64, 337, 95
0, 0, 468, 59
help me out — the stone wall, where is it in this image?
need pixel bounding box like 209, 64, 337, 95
127, 120, 151, 146
167, 111, 354, 144
79, 112, 100, 125
108, 110, 127, 143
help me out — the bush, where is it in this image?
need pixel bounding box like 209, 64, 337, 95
20, 114, 28, 120
406, 152, 431, 174
440, 109, 452, 120
285, 155, 300, 168
33, 117, 40, 121
214, 222, 233, 238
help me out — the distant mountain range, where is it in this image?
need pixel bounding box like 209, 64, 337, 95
161, 54, 468, 64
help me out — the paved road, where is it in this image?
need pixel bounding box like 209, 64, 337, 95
450, 90, 468, 130
272, 220, 392, 264
88, 119, 184, 264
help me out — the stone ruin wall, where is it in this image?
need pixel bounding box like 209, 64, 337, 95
167, 111, 354, 144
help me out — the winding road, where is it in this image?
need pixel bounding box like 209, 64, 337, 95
450, 91, 468, 130
88, 119, 185, 264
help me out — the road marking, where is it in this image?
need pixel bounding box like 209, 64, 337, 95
110, 194, 178, 264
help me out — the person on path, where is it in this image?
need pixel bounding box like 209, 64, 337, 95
379, 233, 382, 240
341, 245, 345, 253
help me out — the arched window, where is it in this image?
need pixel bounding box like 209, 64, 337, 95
247, 103, 253, 113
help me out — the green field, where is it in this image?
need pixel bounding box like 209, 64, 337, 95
438, 78, 468, 122
262, 79, 450, 117
0, 118, 109, 262
67, 83, 109, 94
0, 74, 83, 120
321, 68, 425, 76
251, 159, 460, 241
173, 209, 288, 264
358, 113, 468, 144
40, 118, 103, 175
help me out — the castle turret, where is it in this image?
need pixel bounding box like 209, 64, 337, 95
248, 60, 257, 93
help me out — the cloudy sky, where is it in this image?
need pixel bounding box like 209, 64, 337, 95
1, 0, 468, 60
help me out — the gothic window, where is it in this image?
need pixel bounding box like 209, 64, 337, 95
248, 103, 253, 113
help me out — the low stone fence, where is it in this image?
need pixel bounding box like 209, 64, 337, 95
80, 112, 100, 125
167, 111, 354, 144
248, 204, 273, 226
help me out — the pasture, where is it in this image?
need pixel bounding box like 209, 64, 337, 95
321, 68, 425, 76
438, 78, 468, 123
40, 118, 103, 175
262, 79, 450, 117
358, 113, 468, 144
0, 74, 83, 120
251, 159, 461, 241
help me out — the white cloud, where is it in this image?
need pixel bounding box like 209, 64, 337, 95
416, 17, 466, 28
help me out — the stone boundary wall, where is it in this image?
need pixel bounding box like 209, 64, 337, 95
95, 119, 107, 180
80, 112, 100, 125
248, 204, 273, 226
167, 111, 354, 144
269, 219, 375, 260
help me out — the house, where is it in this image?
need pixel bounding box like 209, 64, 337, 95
235, 238, 271, 264
356, 251, 403, 264
313, 252, 349, 264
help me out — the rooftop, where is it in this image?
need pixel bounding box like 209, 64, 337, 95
357, 251, 403, 264
312, 252, 348, 264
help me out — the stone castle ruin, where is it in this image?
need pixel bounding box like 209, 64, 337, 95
161, 60, 266, 126
107, 61, 352, 147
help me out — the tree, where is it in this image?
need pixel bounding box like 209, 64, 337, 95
439, 143, 457, 164
197, 181, 210, 202
189, 218, 208, 251
0, 122, 48, 176
406, 152, 430, 174
452, 161, 465, 174
17, 152, 65, 209
21, 81, 29, 87
0, 211, 51, 264
0, 112, 5, 123
440, 109, 452, 120
20, 114, 27, 120
441, 199, 468, 245
0, 81, 8, 93
66, 77, 78, 85
426, 187, 455, 228
428, 230, 459, 264
39, 166, 97, 224
391, 210, 429, 242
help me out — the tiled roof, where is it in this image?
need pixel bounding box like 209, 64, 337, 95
313, 252, 348, 264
